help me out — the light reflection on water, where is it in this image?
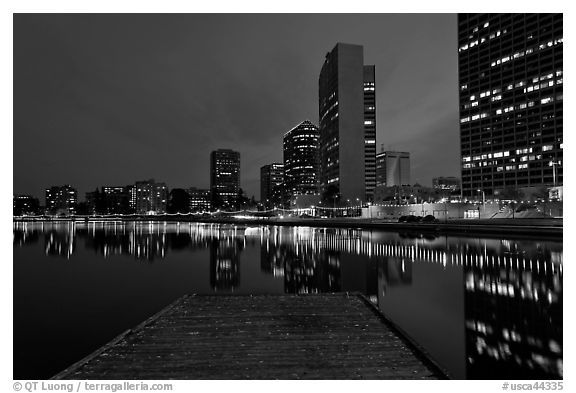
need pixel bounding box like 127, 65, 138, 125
13, 221, 562, 380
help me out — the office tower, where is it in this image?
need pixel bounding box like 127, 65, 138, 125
283, 121, 319, 202
433, 176, 461, 191
458, 14, 563, 199
188, 187, 211, 212
260, 163, 284, 207
210, 149, 240, 209
134, 179, 167, 214
375, 151, 411, 187
363, 65, 377, 200
45, 185, 77, 215
319, 43, 376, 202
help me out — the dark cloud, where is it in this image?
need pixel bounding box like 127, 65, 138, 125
14, 14, 458, 200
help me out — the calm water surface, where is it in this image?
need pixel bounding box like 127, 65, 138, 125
13, 221, 562, 380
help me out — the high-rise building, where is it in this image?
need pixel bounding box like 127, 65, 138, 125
188, 187, 211, 212
375, 151, 411, 187
319, 43, 376, 203
283, 121, 319, 201
260, 163, 284, 207
134, 179, 167, 214
458, 14, 563, 199
210, 149, 240, 209
433, 176, 461, 192
363, 65, 377, 200
45, 185, 77, 215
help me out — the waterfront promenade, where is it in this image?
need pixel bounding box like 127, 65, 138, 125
14, 215, 563, 238
52, 294, 445, 380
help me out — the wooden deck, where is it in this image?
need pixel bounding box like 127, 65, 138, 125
53, 294, 445, 380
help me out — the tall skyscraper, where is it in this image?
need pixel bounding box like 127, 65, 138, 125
45, 185, 77, 215
363, 65, 377, 200
283, 121, 319, 200
375, 151, 411, 187
319, 43, 376, 203
260, 163, 284, 207
210, 149, 240, 208
458, 14, 563, 199
134, 179, 167, 214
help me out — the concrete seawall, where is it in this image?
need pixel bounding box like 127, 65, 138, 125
14, 216, 562, 239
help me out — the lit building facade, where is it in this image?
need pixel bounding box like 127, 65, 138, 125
126, 185, 136, 212
134, 179, 167, 214
188, 187, 211, 212
375, 151, 411, 187
260, 163, 284, 207
458, 14, 563, 199
283, 121, 319, 201
319, 43, 376, 202
45, 185, 77, 215
210, 149, 240, 209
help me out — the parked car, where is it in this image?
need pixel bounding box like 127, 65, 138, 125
422, 215, 437, 223
406, 215, 422, 223
398, 215, 409, 223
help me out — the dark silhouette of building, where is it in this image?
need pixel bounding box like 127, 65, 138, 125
13, 195, 40, 216
210, 149, 240, 209
167, 188, 190, 214
283, 121, 319, 202
45, 185, 77, 215
260, 163, 284, 208
319, 43, 376, 203
458, 14, 563, 199
103, 186, 130, 214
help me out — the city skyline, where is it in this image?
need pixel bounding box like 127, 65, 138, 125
14, 14, 459, 200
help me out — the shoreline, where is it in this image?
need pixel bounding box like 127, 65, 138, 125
14, 215, 563, 239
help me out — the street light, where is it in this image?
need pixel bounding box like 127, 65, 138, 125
549, 160, 559, 187
477, 189, 485, 219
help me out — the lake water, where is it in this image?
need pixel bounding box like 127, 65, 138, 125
13, 221, 562, 380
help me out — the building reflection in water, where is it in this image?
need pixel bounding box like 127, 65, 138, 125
463, 243, 562, 379
260, 227, 341, 294
210, 237, 242, 292
13, 221, 562, 378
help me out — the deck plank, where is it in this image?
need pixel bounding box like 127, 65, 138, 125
54, 294, 443, 380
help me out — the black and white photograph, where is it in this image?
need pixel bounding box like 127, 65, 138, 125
9, 1, 566, 388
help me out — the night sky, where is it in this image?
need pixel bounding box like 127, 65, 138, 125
13, 13, 459, 201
